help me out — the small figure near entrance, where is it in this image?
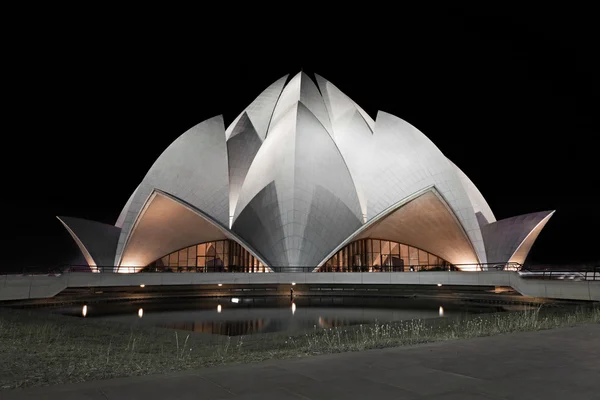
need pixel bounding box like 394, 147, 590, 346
290, 287, 294, 301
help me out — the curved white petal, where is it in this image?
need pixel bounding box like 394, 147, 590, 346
115, 184, 139, 228
269, 72, 332, 138
315, 73, 374, 133
449, 159, 496, 226
233, 102, 362, 267
57, 216, 121, 269
114, 115, 229, 266
315, 74, 374, 222
366, 111, 487, 263
482, 210, 555, 265
225, 75, 288, 141
227, 113, 263, 225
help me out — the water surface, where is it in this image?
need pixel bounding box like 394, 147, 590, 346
52, 296, 510, 336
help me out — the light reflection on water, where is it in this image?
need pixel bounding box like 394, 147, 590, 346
55, 297, 509, 337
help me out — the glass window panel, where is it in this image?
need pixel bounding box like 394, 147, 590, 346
429, 254, 438, 267
402, 256, 410, 269
187, 256, 196, 267
366, 239, 372, 253
197, 243, 206, 256
169, 252, 178, 267
381, 241, 390, 257
223, 246, 229, 267
179, 248, 187, 261
217, 243, 225, 265
344, 247, 349, 268
401, 244, 409, 258
188, 245, 196, 258
419, 249, 429, 265
179, 258, 188, 267
368, 253, 376, 267
161, 255, 169, 265
206, 243, 216, 256
372, 240, 380, 254
409, 246, 419, 265
381, 254, 390, 266
241, 246, 246, 266
197, 256, 205, 267
390, 242, 400, 256
238, 249, 244, 267
373, 252, 381, 266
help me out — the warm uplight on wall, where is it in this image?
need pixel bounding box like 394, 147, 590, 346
231, 298, 240, 303
117, 264, 139, 273
437, 283, 442, 287
138, 308, 144, 318
82, 305, 88, 317
439, 306, 444, 317
218, 283, 223, 287
291, 302, 296, 315
140, 284, 145, 288
291, 282, 296, 286
217, 304, 222, 313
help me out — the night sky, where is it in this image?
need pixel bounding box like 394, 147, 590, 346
3, 9, 598, 270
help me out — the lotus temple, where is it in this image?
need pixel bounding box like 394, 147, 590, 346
57, 72, 554, 273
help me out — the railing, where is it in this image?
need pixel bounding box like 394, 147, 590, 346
519, 266, 600, 281
0, 266, 66, 276
314, 262, 522, 273
2, 262, 522, 275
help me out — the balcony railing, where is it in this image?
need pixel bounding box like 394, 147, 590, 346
519, 266, 599, 281
4, 263, 599, 281
3, 262, 523, 275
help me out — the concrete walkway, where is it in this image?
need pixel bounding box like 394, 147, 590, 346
4, 324, 600, 399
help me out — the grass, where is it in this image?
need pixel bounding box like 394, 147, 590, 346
1, 304, 599, 390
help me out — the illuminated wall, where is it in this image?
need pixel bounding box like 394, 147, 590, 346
319, 239, 453, 272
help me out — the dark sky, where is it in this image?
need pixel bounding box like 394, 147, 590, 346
3, 9, 598, 270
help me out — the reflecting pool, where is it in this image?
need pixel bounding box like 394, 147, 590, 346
52, 296, 513, 336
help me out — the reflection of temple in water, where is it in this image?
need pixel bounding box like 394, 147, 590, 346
158, 319, 269, 336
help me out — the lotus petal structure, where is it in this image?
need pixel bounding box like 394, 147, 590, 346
58, 72, 554, 273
